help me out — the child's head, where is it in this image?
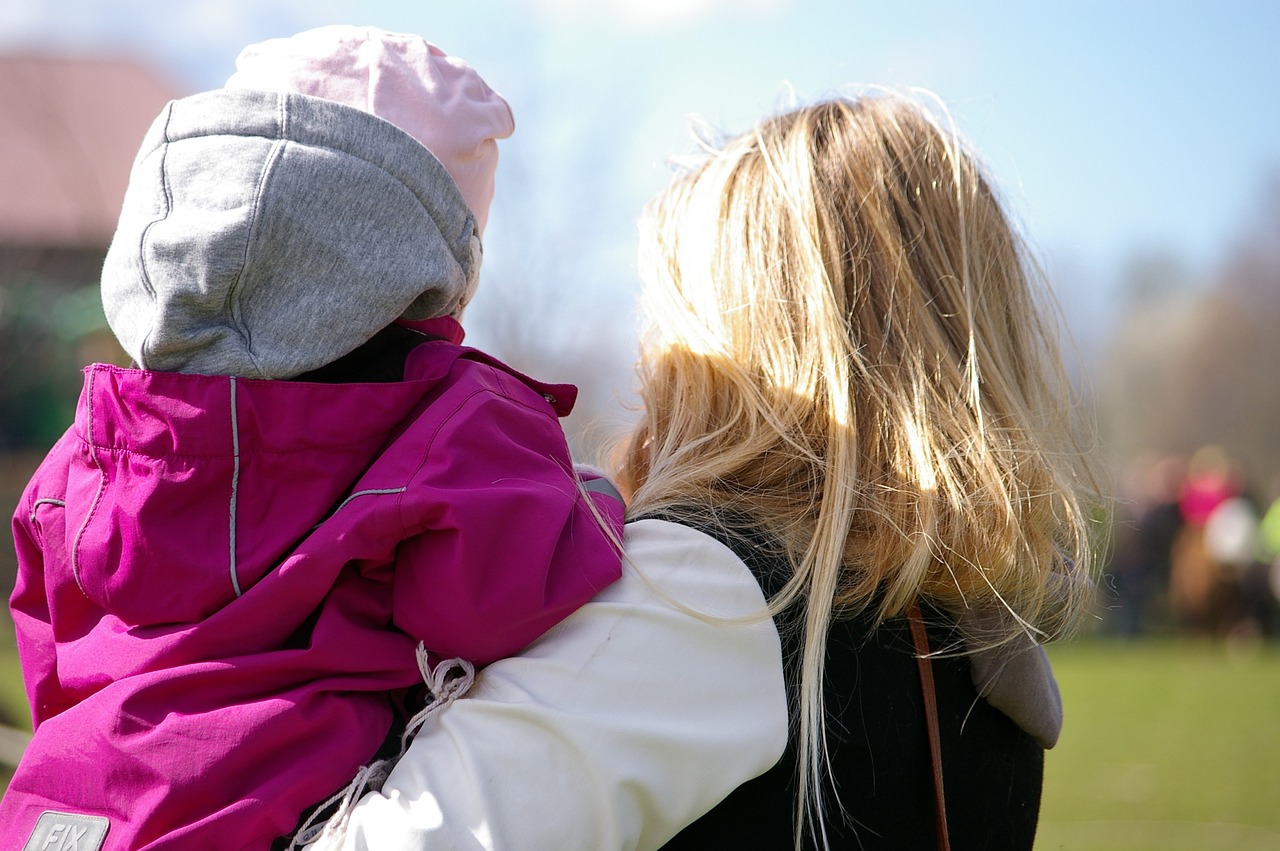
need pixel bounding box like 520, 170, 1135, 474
226, 25, 514, 236
101, 27, 512, 379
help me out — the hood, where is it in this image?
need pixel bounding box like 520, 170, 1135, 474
101, 88, 480, 379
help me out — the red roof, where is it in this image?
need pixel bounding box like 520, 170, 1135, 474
0, 52, 183, 247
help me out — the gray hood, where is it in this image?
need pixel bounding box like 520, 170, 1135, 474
102, 88, 480, 379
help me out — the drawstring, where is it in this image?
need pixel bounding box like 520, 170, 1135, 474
289, 763, 391, 850
402, 648, 476, 751
288, 649, 476, 850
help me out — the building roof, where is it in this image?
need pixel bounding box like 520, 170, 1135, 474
0, 52, 183, 247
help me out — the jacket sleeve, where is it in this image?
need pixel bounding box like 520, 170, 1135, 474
316, 519, 789, 851
390, 365, 624, 666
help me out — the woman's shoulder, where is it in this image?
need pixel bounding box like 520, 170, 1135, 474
628, 510, 792, 599
618, 517, 779, 618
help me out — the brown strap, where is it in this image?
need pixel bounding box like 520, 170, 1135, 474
908, 601, 952, 851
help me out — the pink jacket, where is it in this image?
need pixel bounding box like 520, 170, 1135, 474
2, 317, 624, 849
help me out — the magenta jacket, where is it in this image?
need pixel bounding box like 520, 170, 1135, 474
2, 317, 624, 849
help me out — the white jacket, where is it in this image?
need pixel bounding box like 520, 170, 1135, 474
308, 517, 1063, 850
311, 519, 789, 850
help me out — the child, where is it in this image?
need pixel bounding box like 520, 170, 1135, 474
1, 26, 624, 851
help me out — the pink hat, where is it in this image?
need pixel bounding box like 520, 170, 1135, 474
226, 25, 514, 235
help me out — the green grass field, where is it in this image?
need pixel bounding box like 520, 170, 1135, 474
1038, 639, 1280, 850
0, 637, 1276, 849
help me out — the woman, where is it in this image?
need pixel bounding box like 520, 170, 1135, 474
318, 91, 1096, 851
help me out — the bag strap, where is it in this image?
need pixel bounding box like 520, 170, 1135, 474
908, 601, 952, 851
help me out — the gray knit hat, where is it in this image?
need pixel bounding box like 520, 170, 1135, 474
102, 88, 481, 378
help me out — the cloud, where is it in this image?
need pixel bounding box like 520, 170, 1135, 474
0, 0, 40, 39
0, 0, 120, 49
527, 0, 788, 31
0, 0, 351, 86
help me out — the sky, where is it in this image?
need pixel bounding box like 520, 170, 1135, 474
2, 0, 1278, 401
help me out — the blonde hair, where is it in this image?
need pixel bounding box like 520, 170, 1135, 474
615, 93, 1096, 846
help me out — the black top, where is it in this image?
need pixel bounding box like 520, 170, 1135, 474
659, 519, 1043, 851
293, 323, 441, 384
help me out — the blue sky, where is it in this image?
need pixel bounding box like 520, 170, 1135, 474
3, 0, 1278, 377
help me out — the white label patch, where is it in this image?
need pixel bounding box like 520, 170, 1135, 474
23, 812, 109, 851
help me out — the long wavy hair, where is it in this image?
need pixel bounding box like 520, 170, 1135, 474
614, 92, 1097, 847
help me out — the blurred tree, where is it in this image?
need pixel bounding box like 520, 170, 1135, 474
0, 247, 127, 451
1176, 172, 1280, 488
1094, 249, 1200, 463
460, 70, 649, 463
1096, 172, 1280, 491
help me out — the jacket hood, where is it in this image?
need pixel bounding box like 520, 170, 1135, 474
101, 88, 480, 379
